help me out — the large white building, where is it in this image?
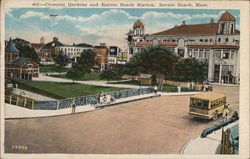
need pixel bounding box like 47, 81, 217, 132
126, 12, 240, 84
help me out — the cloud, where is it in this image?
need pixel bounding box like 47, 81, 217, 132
10, 9, 240, 48
20, 11, 50, 19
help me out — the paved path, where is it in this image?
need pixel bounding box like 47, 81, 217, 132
13, 88, 55, 101
5, 92, 200, 119
33, 75, 148, 89
5, 95, 223, 154
5, 93, 159, 119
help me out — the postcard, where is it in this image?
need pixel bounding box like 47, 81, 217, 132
1, 0, 249, 159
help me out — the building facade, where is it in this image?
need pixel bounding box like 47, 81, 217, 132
5, 39, 39, 80
126, 12, 240, 84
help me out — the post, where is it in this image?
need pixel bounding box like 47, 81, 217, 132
24, 98, 27, 107
32, 100, 34, 109
57, 101, 60, 110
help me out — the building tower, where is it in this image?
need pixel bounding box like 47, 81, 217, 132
218, 11, 236, 34
40, 36, 45, 44
5, 38, 19, 64
133, 19, 144, 42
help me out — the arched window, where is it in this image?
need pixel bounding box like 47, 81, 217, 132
140, 29, 144, 35
221, 23, 225, 34
231, 24, 234, 34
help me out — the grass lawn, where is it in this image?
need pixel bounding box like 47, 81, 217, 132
11, 79, 128, 99
49, 72, 101, 81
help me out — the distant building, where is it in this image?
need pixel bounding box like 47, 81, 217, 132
40, 37, 64, 61
93, 44, 109, 71
31, 37, 46, 58
55, 43, 93, 62
5, 38, 39, 80
126, 12, 240, 84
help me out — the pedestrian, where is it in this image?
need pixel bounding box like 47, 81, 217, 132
154, 86, 157, 94
232, 111, 238, 119
177, 85, 181, 93
222, 104, 230, 121
72, 104, 76, 114
189, 83, 193, 90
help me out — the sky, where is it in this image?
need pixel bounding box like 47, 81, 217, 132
5, 8, 240, 49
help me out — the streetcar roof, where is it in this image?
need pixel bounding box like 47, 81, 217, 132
191, 92, 225, 101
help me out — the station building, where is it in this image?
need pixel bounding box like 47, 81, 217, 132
5, 39, 39, 80
126, 12, 240, 84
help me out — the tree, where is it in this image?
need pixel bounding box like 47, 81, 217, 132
54, 51, 69, 72
173, 58, 208, 82
130, 46, 179, 90
15, 42, 40, 63
77, 49, 97, 73
66, 67, 82, 84
100, 69, 120, 81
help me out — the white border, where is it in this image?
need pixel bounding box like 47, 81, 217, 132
1, 0, 249, 159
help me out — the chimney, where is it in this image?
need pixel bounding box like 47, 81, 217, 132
210, 18, 214, 23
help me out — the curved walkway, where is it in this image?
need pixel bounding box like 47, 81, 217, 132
5, 92, 200, 119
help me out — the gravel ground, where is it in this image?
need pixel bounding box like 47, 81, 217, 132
5, 85, 239, 154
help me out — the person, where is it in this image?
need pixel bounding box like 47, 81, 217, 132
154, 86, 157, 94
71, 104, 76, 114
232, 111, 239, 119
177, 85, 181, 93
222, 104, 230, 121
189, 83, 193, 90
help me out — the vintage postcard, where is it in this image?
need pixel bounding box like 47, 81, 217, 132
1, 0, 249, 159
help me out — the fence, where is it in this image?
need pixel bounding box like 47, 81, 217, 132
34, 88, 154, 110
5, 94, 36, 109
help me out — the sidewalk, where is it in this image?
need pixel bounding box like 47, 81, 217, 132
5, 92, 200, 119
13, 88, 55, 101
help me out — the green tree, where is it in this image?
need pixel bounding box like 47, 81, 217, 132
77, 49, 97, 73
54, 51, 69, 72
100, 69, 120, 81
66, 67, 82, 84
174, 58, 208, 82
15, 43, 40, 63
130, 46, 179, 90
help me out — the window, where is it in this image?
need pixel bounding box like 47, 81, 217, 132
205, 39, 208, 42
218, 38, 221, 42
223, 50, 230, 59
172, 39, 176, 42
215, 50, 221, 59
200, 39, 203, 42
194, 49, 198, 57
210, 39, 213, 42
205, 50, 210, 58
231, 50, 235, 59
199, 50, 204, 57
225, 38, 229, 42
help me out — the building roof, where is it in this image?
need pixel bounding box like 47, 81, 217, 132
31, 43, 45, 49
43, 39, 64, 49
75, 43, 93, 47
133, 19, 144, 28
191, 92, 225, 101
152, 23, 219, 36
5, 38, 19, 54
9, 58, 29, 65
187, 45, 239, 49
219, 11, 235, 21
